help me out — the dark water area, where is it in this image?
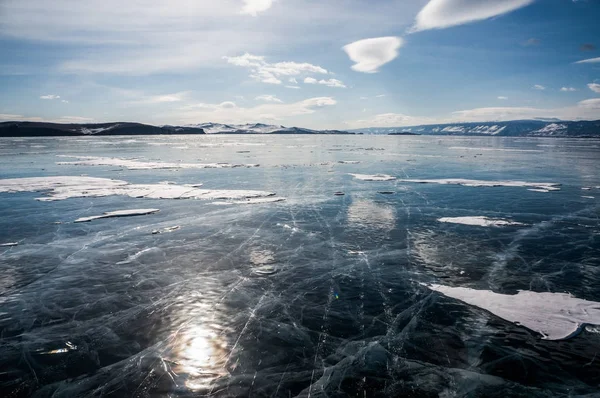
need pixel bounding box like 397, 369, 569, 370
0, 135, 599, 397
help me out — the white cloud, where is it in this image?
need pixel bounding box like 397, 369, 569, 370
588, 83, 600, 94
347, 113, 433, 128
575, 57, 600, 64
343, 37, 403, 73
497, 96, 508, 100
289, 78, 298, 84
411, 0, 534, 32
176, 96, 336, 124
241, 0, 275, 16
255, 94, 283, 103
285, 85, 301, 89
533, 84, 546, 90
560, 87, 577, 92
130, 91, 190, 104
578, 98, 600, 109
61, 99, 69, 103
40, 94, 60, 100
304, 77, 346, 88
452, 100, 600, 121
224, 53, 329, 85
375, 94, 386, 98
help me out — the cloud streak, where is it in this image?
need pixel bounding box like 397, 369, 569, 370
241, 0, 275, 16
411, 0, 535, 32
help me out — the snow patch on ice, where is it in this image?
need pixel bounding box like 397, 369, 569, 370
425, 284, 600, 340
74, 208, 160, 223
399, 178, 560, 191
350, 173, 396, 181
56, 155, 259, 170
0, 242, 19, 247
0, 176, 277, 202
438, 216, 525, 227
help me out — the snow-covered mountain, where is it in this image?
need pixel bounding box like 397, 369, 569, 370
184, 122, 350, 135
352, 120, 600, 137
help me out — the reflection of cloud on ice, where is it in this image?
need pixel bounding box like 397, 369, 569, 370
347, 200, 396, 233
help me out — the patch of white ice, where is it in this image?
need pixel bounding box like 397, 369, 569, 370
56, 155, 259, 170
350, 173, 396, 181
74, 209, 160, 223
0, 176, 277, 202
438, 216, 525, 227
425, 284, 600, 340
399, 178, 560, 191
0, 242, 18, 247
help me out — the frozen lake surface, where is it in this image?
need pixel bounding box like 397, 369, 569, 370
1, 135, 600, 397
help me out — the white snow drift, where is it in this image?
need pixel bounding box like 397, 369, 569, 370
0, 176, 277, 202
425, 284, 600, 340
75, 209, 160, 223
438, 216, 525, 227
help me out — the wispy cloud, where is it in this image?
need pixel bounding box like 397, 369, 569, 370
560, 87, 577, 92
497, 96, 508, 100
347, 112, 433, 128
589, 83, 600, 93
224, 53, 329, 85
255, 94, 283, 103
533, 84, 546, 90
575, 57, 600, 64
130, 91, 191, 104
410, 0, 534, 32
343, 37, 403, 73
177, 96, 336, 124
241, 0, 276, 16
40, 94, 60, 100
304, 77, 346, 88
285, 85, 301, 89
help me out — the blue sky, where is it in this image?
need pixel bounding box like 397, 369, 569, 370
0, 0, 599, 129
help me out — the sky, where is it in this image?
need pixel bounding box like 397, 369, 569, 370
0, 0, 599, 129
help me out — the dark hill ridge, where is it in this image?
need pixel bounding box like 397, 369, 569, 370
352, 120, 600, 137
0, 122, 205, 137
2, 119, 599, 137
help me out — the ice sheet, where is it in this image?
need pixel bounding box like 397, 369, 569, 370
399, 178, 561, 191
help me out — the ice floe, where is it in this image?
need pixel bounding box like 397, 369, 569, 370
0, 176, 277, 202
56, 155, 259, 170
438, 216, 525, 227
399, 178, 560, 191
349, 173, 396, 181
74, 209, 160, 223
425, 284, 600, 340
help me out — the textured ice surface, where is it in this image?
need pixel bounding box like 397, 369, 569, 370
438, 216, 525, 227
0, 176, 276, 201
399, 178, 561, 191
1, 135, 600, 397
74, 209, 160, 223
349, 173, 396, 181
56, 155, 259, 169
426, 284, 600, 340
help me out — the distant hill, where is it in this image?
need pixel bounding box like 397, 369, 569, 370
353, 120, 600, 138
0, 122, 205, 137
0, 121, 354, 137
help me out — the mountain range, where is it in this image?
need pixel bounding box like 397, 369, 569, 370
352, 119, 600, 137
1, 119, 599, 137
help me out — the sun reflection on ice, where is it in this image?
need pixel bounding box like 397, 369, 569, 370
173, 323, 229, 391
